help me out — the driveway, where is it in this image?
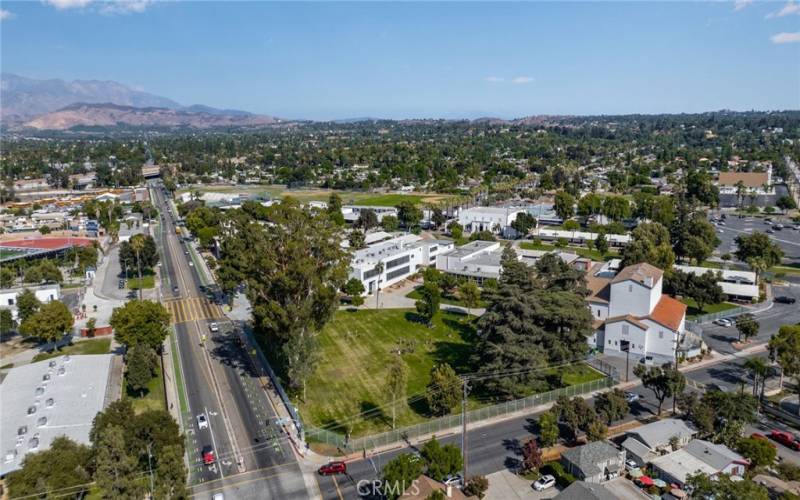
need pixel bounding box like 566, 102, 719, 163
485, 470, 559, 500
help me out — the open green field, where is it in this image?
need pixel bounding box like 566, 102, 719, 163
128, 359, 167, 414
33, 338, 111, 362
300, 308, 605, 438
127, 275, 155, 290
178, 185, 454, 206
519, 240, 618, 262
680, 298, 739, 319
0, 248, 28, 260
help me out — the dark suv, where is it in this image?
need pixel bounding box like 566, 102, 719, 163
775, 296, 796, 304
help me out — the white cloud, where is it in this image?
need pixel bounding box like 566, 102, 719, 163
767, 1, 800, 18
733, 0, 753, 11
771, 31, 800, 43
484, 76, 504, 83
42, 0, 153, 14
43, 0, 93, 9
0, 8, 12, 20
512, 76, 534, 84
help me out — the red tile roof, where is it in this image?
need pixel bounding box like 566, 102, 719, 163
648, 295, 687, 331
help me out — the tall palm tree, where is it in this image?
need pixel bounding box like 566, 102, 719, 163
744, 357, 768, 399
735, 180, 746, 212
130, 234, 146, 300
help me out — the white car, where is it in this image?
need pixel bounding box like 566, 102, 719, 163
624, 392, 640, 404
209, 322, 219, 333
533, 474, 556, 491
443, 474, 463, 489
625, 459, 640, 472
714, 318, 733, 327
196, 413, 208, 430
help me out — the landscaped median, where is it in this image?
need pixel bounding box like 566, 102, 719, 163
292, 308, 610, 454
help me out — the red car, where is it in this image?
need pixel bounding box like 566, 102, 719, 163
770, 430, 800, 451
202, 446, 216, 465
318, 461, 347, 475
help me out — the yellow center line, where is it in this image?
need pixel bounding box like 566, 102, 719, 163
332, 474, 344, 500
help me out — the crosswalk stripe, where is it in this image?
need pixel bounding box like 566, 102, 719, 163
165, 297, 224, 325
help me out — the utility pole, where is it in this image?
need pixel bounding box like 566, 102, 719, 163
673, 333, 684, 415
146, 442, 155, 499
461, 378, 470, 481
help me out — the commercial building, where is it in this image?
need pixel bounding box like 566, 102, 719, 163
673, 264, 759, 302
717, 168, 775, 207
0, 284, 61, 321
349, 234, 453, 295
0, 354, 113, 476
457, 206, 525, 238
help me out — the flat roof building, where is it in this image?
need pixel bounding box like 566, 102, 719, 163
0, 354, 113, 476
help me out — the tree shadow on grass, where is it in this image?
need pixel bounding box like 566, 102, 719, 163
359, 400, 388, 426
432, 341, 474, 373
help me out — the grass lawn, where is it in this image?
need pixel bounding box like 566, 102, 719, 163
300, 308, 477, 437
127, 275, 155, 290
179, 185, 454, 206
406, 286, 488, 309
128, 358, 167, 414
299, 308, 606, 438
519, 240, 618, 262
681, 298, 739, 319
32, 338, 111, 362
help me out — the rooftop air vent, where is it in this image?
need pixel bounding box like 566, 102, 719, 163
63, 355, 71, 363
28, 438, 39, 450
45, 398, 54, 408
42, 374, 50, 382
27, 406, 37, 415
35, 386, 45, 396
17, 426, 27, 436
57, 367, 65, 376
37, 417, 47, 427
48, 360, 57, 368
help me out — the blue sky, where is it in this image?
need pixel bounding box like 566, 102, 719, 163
1, 1, 798, 120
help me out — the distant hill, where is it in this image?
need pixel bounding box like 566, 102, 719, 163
21, 102, 282, 131
0, 73, 182, 123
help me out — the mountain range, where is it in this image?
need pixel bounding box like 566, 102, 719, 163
0, 73, 281, 131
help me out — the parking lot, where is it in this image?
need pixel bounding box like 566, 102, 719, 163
712, 213, 800, 262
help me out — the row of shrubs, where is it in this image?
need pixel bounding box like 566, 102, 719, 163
540, 462, 576, 487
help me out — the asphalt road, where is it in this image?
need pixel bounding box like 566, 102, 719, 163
699, 282, 800, 355
150, 183, 308, 499
713, 213, 800, 262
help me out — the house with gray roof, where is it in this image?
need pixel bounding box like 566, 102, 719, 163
650, 439, 748, 488
622, 418, 697, 466
560, 441, 626, 484
555, 480, 618, 500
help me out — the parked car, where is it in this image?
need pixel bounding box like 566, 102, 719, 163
202, 446, 216, 465
766, 229, 775, 234
533, 475, 556, 491
196, 413, 208, 430
714, 318, 733, 327
770, 430, 800, 450
639, 355, 655, 365
443, 474, 463, 489
624, 392, 640, 404
209, 322, 219, 333
625, 459, 640, 472
750, 433, 776, 447
775, 296, 797, 304
318, 461, 347, 475
706, 383, 729, 393
173, 285, 179, 294
118, 279, 125, 289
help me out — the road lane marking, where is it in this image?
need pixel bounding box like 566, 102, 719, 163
332, 475, 344, 500
165, 297, 224, 324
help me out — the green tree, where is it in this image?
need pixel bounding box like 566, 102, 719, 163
736, 314, 759, 343
381, 215, 400, 232
119, 234, 159, 274
94, 425, 142, 500
594, 231, 608, 256
594, 389, 629, 424
602, 195, 631, 221
510, 212, 537, 236
125, 344, 158, 396
686, 472, 768, 500
744, 356, 769, 398
343, 278, 365, 307
356, 208, 379, 230
735, 232, 783, 269
19, 300, 74, 344
110, 300, 171, 351
586, 420, 608, 442
16, 288, 41, 323
578, 193, 603, 217
554, 191, 575, 221
348, 229, 367, 250
24, 260, 63, 284
217, 200, 350, 395
154, 443, 188, 500
769, 325, 800, 409
386, 354, 408, 429
538, 410, 559, 447
458, 280, 481, 317
633, 362, 685, 416
426, 363, 461, 416
0, 309, 16, 334
415, 281, 441, 326
396, 201, 422, 230
621, 222, 675, 270
5, 437, 93, 499
327, 192, 345, 225
738, 436, 777, 468
776, 195, 797, 212
553, 396, 595, 442
38, 225, 52, 235
421, 437, 463, 481
686, 271, 725, 313
0, 266, 15, 287
449, 222, 463, 240
382, 453, 424, 500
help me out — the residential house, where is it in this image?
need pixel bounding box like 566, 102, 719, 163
621, 418, 698, 466
560, 441, 626, 484
650, 439, 749, 488
398, 474, 473, 500
586, 262, 688, 362
0, 284, 61, 321
555, 481, 617, 500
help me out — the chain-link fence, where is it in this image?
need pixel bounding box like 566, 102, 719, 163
305, 376, 614, 451
686, 306, 749, 327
